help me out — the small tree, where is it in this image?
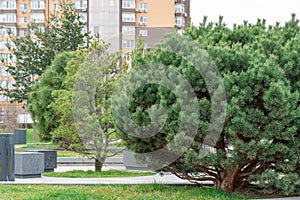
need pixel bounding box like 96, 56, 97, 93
50, 43, 127, 171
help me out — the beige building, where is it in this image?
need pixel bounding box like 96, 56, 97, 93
88, 0, 190, 57
120, 0, 190, 59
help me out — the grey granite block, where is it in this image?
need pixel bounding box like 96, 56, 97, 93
15, 152, 44, 178
0, 133, 15, 181
13, 129, 27, 144
123, 150, 149, 170
25, 149, 57, 172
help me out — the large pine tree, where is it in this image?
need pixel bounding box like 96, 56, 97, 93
114, 16, 300, 194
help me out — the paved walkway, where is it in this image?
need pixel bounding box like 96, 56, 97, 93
0, 166, 203, 185
0, 164, 204, 185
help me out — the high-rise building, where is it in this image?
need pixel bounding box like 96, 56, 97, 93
89, 0, 190, 55
89, 0, 121, 53
0, 0, 88, 126
121, 0, 190, 55
0, 0, 190, 126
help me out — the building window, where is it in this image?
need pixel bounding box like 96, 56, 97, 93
0, 27, 16, 36
0, 1, 16, 9
81, 26, 88, 34
139, 3, 147, 11
19, 29, 28, 37
75, 0, 87, 9
122, 40, 135, 49
122, 13, 135, 22
79, 13, 87, 23
19, 17, 27, 23
0, 67, 9, 76
0, 53, 16, 63
175, 17, 185, 26
0, 41, 7, 50
31, 13, 45, 23
0, 14, 16, 23
139, 29, 148, 37
31, 0, 45, 9
0, 40, 14, 50
175, 4, 185, 13
122, 26, 135, 35
37, 26, 44, 32
0, 95, 9, 102
54, 4, 60, 11
19, 4, 27, 11
139, 16, 147, 24
0, 80, 14, 89
122, 0, 135, 9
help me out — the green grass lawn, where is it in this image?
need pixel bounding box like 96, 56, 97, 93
56, 150, 82, 157
0, 184, 247, 200
43, 170, 155, 178
21, 144, 59, 149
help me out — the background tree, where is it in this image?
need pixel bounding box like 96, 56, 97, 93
115, 16, 300, 194
27, 51, 81, 140
45, 43, 127, 171
1, 0, 88, 103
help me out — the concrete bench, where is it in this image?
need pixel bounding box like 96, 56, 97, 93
123, 150, 149, 171
24, 149, 57, 172
15, 152, 44, 178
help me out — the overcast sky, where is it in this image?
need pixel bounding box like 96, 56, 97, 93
190, 0, 300, 28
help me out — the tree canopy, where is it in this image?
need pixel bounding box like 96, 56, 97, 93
114, 15, 300, 194
30, 42, 127, 171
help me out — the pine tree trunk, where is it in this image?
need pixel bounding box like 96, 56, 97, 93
95, 158, 103, 172
215, 169, 238, 193
220, 174, 235, 192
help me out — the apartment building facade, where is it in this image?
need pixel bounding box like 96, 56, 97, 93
89, 0, 190, 57
0, 0, 88, 125
0, 0, 190, 125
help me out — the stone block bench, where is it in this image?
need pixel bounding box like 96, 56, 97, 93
24, 149, 57, 172
123, 150, 149, 171
15, 152, 44, 178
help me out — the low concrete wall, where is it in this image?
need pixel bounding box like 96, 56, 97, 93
123, 150, 149, 171
57, 157, 123, 165
15, 152, 44, 178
